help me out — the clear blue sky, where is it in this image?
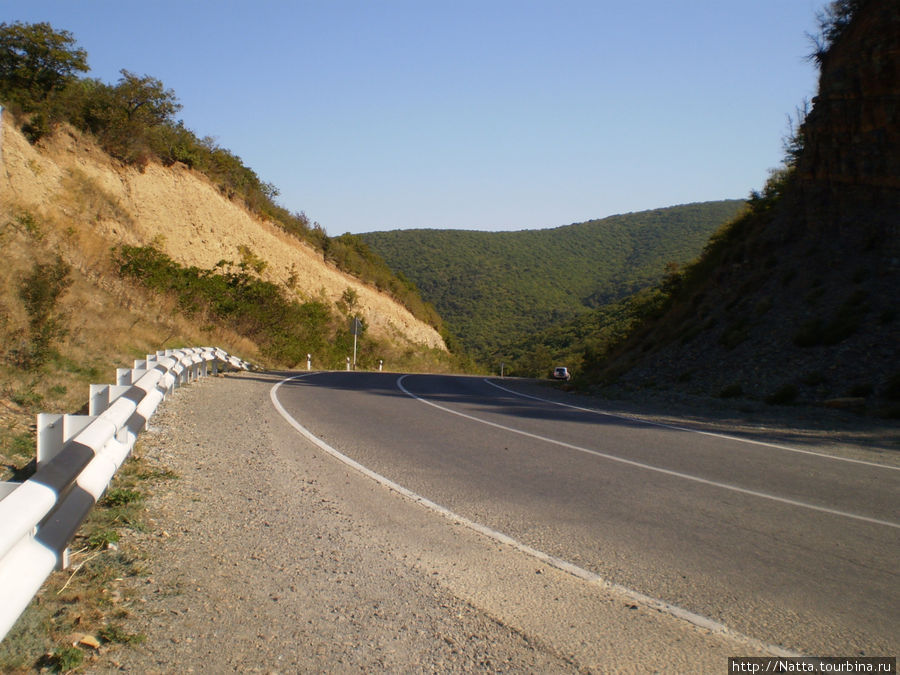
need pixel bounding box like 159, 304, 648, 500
5, 1, 822, 234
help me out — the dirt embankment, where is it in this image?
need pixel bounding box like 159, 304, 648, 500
0, 116, 445, 352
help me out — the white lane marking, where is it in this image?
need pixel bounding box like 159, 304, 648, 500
269, 373, 800, 658
396, 376, 900, 529
485, 379, 900, 471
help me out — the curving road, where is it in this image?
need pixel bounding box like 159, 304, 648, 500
271, 371, 900, 656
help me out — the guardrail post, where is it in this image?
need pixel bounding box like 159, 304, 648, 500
36, 414, 64, 469
89, 385, 105, 415
89, 384, 133, 416
189, 354, 200, 383
117, 367, 148, 386
37, 414, 94, 469
37, 413, 96, 570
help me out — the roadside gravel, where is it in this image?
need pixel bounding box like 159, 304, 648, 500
87, 371, 797, 673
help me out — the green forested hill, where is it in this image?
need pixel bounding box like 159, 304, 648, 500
360, 200, 745, 364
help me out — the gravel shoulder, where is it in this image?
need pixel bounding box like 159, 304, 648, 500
86, 371, 849, 673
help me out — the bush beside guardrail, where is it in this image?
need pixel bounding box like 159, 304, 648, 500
0, 347, 250, 642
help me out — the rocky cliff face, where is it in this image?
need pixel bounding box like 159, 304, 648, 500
795, 0, 899, 243
602, 0, 899, 412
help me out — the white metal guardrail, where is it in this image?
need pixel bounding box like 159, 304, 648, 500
0, 347, 250, 642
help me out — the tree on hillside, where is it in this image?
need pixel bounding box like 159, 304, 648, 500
0, 21, 88, 109
111, 70, 181, 126
76, 69, 182, 164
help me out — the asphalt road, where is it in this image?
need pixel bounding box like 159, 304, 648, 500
272, 371, 900, 656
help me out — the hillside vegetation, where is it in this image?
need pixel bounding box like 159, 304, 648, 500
0, 20, 443, 336
362, 201, 744, 366
0, 22, 459, 487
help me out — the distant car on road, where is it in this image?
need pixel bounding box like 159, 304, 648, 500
552, 366, 570, 381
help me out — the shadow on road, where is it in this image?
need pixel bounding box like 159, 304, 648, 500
233, 369, 900, 456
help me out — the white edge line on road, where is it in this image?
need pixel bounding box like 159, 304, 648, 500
485, 379, 900, 472
397, 376, 899, 530
270, 373, 801, 658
